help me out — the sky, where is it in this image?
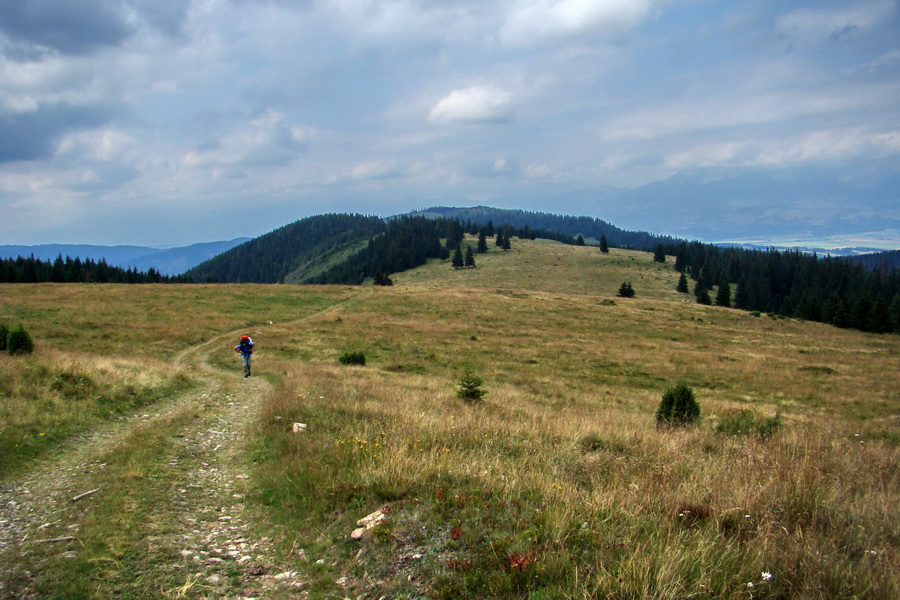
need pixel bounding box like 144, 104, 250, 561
1, 0, 898, 248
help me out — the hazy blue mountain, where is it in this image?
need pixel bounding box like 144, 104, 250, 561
125, 239, 251, 275
0, 239, 250, 276
545, 169, 900, 243
0, 244, 155, 264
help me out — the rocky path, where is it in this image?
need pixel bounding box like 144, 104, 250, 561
0, 317, 328, 598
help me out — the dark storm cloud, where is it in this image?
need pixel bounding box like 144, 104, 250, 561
0, 104, 115, 162
0, 0, 132, 55
0, 0, 191, 56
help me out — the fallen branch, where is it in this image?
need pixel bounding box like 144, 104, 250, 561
71, 488, 100, 503
33, 536, 77, 544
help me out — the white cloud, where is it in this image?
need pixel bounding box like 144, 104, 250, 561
182, 110, 312, 168
350, 160, 402, 180
500, 0, 657, 46
665, 129, 900, 170
428, 85, 512, 123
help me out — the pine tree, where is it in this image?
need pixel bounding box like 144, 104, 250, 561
599, 235, 609, 254
677, 273, 689, 293
373, 270, 393, 286
674, 243, 687, 272
618, 282, 635, 298
715, 281, 731, 307
653, 244, 666, 263
502, 233, 511, 251
495, 230, 504, 248
890, 294, 900, 333
464, 245, 476, 268
868, 295, 892, 334
451, 247, 464, 270
0, 323, 8, 353
477, 230, 488, 253
576, 235, 585, 246
696, 288, 712, 305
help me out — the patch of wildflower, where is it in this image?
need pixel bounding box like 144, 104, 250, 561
337, 434, 385, 459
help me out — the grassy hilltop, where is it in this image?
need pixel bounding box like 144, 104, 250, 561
0, 238, 897, 599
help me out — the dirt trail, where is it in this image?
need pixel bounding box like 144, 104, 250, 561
0, 294, 366, 598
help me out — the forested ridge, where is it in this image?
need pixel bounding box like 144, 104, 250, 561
669, 241, 899, 333
184, 214, 384, 283
412, 206, 678, 250
4, 206, 897, 334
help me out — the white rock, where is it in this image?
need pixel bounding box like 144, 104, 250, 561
292, 423, 308, 433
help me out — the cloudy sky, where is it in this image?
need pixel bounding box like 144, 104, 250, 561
1, 0, 898, 247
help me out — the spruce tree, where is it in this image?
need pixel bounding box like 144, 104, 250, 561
452, 247, 464, 270
890, 293, 900, 333
495, 230, 504, 248
715, 281, 731, 307
868, 295, 892, 334
618, 282, 635, 298
599, 235, 609, 254
653, 244, 666, 263
477, 230, 488, 253
0, 323, 8, 353
677, 273, 689, 293
502, 233, 511, 251
674, 243, 687, 272
464, 245, 476, 268
576, 235, 585, 246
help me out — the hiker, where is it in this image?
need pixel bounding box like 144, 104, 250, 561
235, 335, 254, 377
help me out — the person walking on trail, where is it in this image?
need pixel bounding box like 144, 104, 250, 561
235, 335, 254, 377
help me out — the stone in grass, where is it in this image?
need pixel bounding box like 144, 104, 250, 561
292, 422, 308, 433
350, 509, 386, 541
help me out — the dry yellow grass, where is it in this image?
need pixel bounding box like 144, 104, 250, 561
0, 241, 897, 598
251, 276, 898, 598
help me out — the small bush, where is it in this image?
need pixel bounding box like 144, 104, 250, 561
717, 409, 781, 437
456, 364, 487, 402
656, 383, 700, 427
0, 323, 9, 353
7, 325, 34, 355
338, 350, 366, 366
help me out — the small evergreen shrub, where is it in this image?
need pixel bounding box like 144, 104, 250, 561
7, 325, 34, 355
0, 323, 9, 352
456, 364, 487, 402
617, 281, 635, 298
717, 409, 781, 437
338, 350, 366, 366
656, 383, 700, 427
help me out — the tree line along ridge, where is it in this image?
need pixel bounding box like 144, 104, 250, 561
3, 209, 898, 334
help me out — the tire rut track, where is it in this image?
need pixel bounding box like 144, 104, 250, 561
0, 291, 368, 598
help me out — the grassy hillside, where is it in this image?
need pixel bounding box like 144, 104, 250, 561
395, 236, 684, 300
0, 242, 897, 599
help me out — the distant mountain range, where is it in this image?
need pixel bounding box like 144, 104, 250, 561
4, 198, 899, 282
519, 168, 900, 248
0, 238, 250, 276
